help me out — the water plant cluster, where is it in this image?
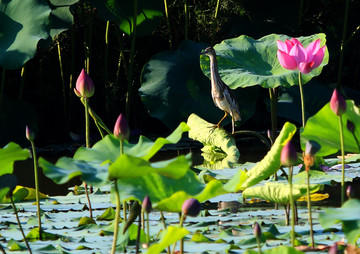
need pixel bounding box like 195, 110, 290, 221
1, 0, 360, 253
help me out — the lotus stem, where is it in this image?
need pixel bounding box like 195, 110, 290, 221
298, 71, 306, 128
135, 213, 141, 253
172, 213, 185, 254
337, 0, 350, 87
125, 0, 138, 119
288, 166, 295, 247
163, 0, 173, 49
18, 65, 26, 101
104, 21, 110, 118
84, 98, 93, 218
211, 0, 221, 44
306, 169, 314, 247
111, 180, 121, 254
57, 40, 67, 126
160, 211, 170, 254
10, 195, 32, 254
268, 88, 278, 144
184, 0, 188, 40
339, 115, 346, 205
30, 140, 42, 240
146, 211, 150, 245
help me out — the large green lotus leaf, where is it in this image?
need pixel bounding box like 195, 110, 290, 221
0, 0, 51, 69
108, 154, 190, 179
0, 142, 29, 175
146, 226, 189, 254
242, 182, 322, 204
319, 199, 360, 244
187, 113, 240, 161
224, 122, 297, 192
39, 157, 109, 186
200, 33, 329, 89
48, 1, 78, 39
116, 170, 226, 212
89, 0, 163, 37
293, 170, 351, 185
139, 40, 259, 129
74, 122, 189, 162
300, 100, 360, 156
245, 246, 305, 254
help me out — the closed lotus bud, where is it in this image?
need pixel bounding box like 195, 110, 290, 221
25, 125, 35, 142
346, 185, 354, 199
114, 114, 130, 141
281, 141, 297, 167
74, 69, 95, 98
253, 222, 261, 240
347, 120, 355, 133
182, 198, 201, 217
330, 89, 346, 116
142, 195, 152, 214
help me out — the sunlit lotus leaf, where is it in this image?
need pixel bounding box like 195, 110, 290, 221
26, 228, 60, 240
0, 0, 51, 69
7, 239, 27, 251
1, 185, 47, 203
200, 33, 329, 89
140, 40, 259, 129
116, 169, 226, 212
224, 122, 297, 192
242, 182, 322, 204
89, 0, 163, 37
108, 154, 190, 179
74, 122, 189, 162
319, 199, 360, 245
187, 113, 240, 161
39, 157, 109, 186
146, 226, 189, 254
301, 100, 360, 156
293, 170, 352, 185
117, 222, 146, 249
0, 143, 29, 175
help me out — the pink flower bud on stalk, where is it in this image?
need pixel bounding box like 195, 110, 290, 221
25, 125, 35, 142
281, 141, 297, 167
253, 222, 262, 240
330, 89, 346, 116
114, 114, 130, 141
74, 69, 95, 98
346, 185, 354, 199
142, 195, 152, 214
182, 198, 201, 217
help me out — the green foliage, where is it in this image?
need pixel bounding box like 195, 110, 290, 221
242, 182, 322, 204
224, 122, 297, 192
319, 199, 360, 245
301, 100, 360, 156
0, 143, 29, 175
200, 33, 329, 89
146, 226, 189, 254
139, 40, 259, 129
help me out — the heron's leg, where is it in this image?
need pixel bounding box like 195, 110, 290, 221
216, 112, 228, 128
231, 116, 235, 135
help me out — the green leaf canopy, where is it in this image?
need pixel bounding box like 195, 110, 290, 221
200, 33, 329, 89
0, 142, 29, 175
301, 100, 360, 156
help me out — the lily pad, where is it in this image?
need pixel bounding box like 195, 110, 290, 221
200, 33, 329, 89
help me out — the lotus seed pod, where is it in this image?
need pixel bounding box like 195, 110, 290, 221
182, 198, 201, 217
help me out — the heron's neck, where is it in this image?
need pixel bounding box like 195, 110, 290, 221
209, 54, 221, 91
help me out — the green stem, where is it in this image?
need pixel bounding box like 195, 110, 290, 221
268, 88, 278, 145
84, 98, 93, 218
339, 115, 345, 205
337, 0, 350, 87
257, 237, 261, 254
105, 21, 110, 118
125, 0, 138, 119
30, 141, 42, 240
288, 166, 295, 247
172, 213, 185, 254
57, 40, 67, 127
10, 195, 32, 254
351, 132, 360, 152
306, 170, 314, 247
163, 0, 173, 49
184, 0, 188, 40
18, 65, 26, 101
298, 71, 306, 128
211, 0, 220, 44
160, 211, 170, 254
111, 180, 121, 254
146, 212, 150, 245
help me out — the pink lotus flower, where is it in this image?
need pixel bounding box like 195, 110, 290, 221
74, 69, 95, 98
330, 89, 346, 116
114, 113, 130, 141
277, 38, 326, 74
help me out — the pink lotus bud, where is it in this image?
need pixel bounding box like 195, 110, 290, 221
25, 125, 35, 142
330, 89, 346, 116
74, 69, 95, 98
346, 185, 354, 199
113, 113, 130, 141
253, 222, 262, 240
182, 198, 201, 217
281, 141, 297, 167
142, 195, 152, 214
